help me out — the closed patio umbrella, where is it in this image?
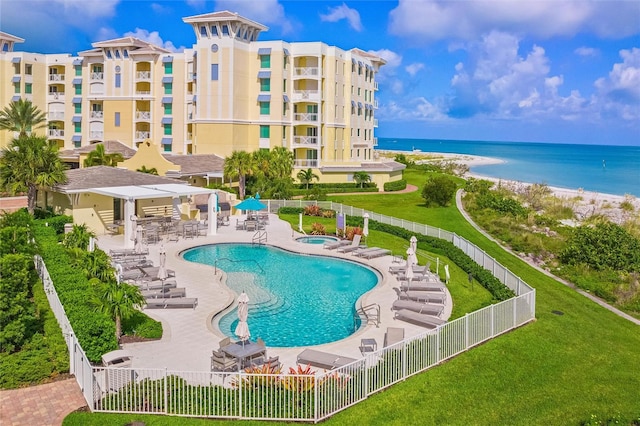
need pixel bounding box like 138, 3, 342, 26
134, 225, 144, 253
157, 243, 168, 282
235, 292, 251, 346
406, 247, 418, 267
410, 236, 417, 254
362, 213, 369, 243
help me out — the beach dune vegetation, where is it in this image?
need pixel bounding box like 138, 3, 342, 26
422, 175, 457, 207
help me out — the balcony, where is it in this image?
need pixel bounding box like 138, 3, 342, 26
293, 113, 318, 123
48, 112, 64, 121
135, 91, 151, 96
187, 72, 197, 81
293, 67, 320, 78
291, 90, 321, 102
90, 131, 103, 140
351, 139, 369, 147
90, 111, 104, 119
48, 74, 65, 82
293, 159, 319, 168
135, 131, 150, 141
135, 111, 151, 121
373, 119, 378, 128
48, 129, 64, 138
373, 99, 379, 109
186, 132, 192, 143
292, 136, 319, 147
373, 137, 378, 146
374, 81, 379, 91
48, 92, 65, 102
90, 72, 104, 81
136, 71, 151, 80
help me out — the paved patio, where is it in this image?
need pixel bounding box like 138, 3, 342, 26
98, 213, 452, 373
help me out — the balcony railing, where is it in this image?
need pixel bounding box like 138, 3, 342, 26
293, 159, 319, 168
292, 136, 319, 146
187, 72, 196, 80
90, 72, 104, 81
135, 111, 151, 120
48, 92, 65, 101
373, 119, 378, 128
90, 111, 103, 119
135, 91, 151, 96
48, 129, 64, 138
48, 112, 64, 121
48, 74, 64, 82
135, 131, 150, 140
136, 71, 151, 80
90, 131, 103, 140
374, 81, 379, 90
294, 113, 318, 122
293, 67, 320, 77
351, 139, 369, 147
291, 90, 321, 102
373, 99, 379, 109
186, 133, 192, 142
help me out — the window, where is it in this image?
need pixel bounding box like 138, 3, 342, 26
14, 83, 20, 94
163, 144, 172, 152
74, 103, 81, 114
260, 55, 270, 68
259, 102, 270, 115
92, 65, 102, 73
211, 25, 218, 36
74, 123, 81, 133
25, 83, 32, 94
164, 62, 173, 74
164, 82, 172, 94
163, 124, 172, 135
25, 64, 32, 75
2, 43, 7, 52
75, 84, 81, 95
222, 25, 229, 35
123, 49, 128, 58
106, 50, 112, 59
260, 78, 270, 92
115, 73, 121, 88
259, 125, 270, 138
200, 26, 207, 36
358, 87, 361, 96
211, 64, 218, 81
74, 140, 81, 148
115, 50, 121, 59
114, 112, 120, 127
164, 103, 172, 115
283, 79, 286, 91
75, 66, 82, 76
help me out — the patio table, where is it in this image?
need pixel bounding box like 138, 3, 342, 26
221, 342, 266, 369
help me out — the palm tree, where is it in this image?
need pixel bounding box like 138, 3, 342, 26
269, 147, 294, 180
297, 168, 319, 190
223, 150, 255, 199
252, 149, 271, 180
0, 99, 47, 138
353, 171, 371, 188
95, 281, 145, 341
83, 144, 124, 167
0, 136, 67, 215
62, 224, 96, 251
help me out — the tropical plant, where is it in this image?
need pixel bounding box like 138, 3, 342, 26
269, 146, 294, 180
353, 171, 371, 188
297, 168, 319, 190
62, 224, 96, 251
223, 150, 254, 199
80, 250, 115, 282
94, 282, 145, 341
421, 175, 457, 207
310, 222, 326, 235
136, 165, 158, 175
0, 99, 47, 138
0, 253, 37, 353
83, 144, 124, 167
0, 136, 67, 215
303, 205, 322, 216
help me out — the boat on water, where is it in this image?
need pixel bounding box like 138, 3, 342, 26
412, 146, 422, 153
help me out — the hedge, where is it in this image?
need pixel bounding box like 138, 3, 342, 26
384, 179, 407, 192
33, 222, 118, 363
296, 182, 377, 189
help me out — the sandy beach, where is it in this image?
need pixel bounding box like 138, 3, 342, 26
378, 149, 640, 225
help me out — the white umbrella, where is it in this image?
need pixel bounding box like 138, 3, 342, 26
410, 236, 417, 254
157, 243, 168, 281
444, 264, 451, 284
362, 213, 369, 242
404, 259, 414, 289
406, 247, 418, 267
235, 292, 251, 345
114, 263, 123, 284
134, 225, 144, 253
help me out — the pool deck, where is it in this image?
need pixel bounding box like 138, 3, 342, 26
97, 214, 452, 373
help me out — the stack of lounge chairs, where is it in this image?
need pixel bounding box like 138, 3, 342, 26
110, 249, 198, 310
296, 348, 358, 370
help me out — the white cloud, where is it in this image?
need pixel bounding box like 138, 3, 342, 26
379, 97, 448, 122
95, 27, 119, 43
215, 0, 291, 32
388, 0, 640, 41
405, 63, 425, 77
575, 46, 599, 57
319, 3, 363, 32
593, 48, 640, 120
123, 28, 182, 52
368, 49, 402, 69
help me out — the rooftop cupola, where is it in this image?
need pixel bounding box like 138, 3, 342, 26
182, 10, 268, 43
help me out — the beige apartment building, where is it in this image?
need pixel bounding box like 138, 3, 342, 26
0, 12, 404, 186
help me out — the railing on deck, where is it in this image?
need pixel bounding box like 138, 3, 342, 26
34, 201, 535, 422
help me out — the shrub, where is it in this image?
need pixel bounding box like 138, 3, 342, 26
303, 205, 322, 217
44, 215, 73, 235
0, 254, 38, 353
310, 222, 326, 235
422, 175, 457, 207
476, 191, 528, 217
278, 207, 305, 215
345, 226, 363, 241
384, 179, 407, 192
322, 210, 335, 218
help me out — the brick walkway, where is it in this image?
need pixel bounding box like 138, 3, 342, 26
0, 378, 86, 426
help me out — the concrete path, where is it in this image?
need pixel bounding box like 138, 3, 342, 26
0, 378, 86, 426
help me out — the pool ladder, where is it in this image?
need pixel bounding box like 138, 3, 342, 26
252, 230, 267, 245
354, 303, 381, 329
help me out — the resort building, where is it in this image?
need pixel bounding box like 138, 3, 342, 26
0, 12, 404, 187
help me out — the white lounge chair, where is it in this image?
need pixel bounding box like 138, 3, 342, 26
141, 287, 186, 299
337, 235, 365, 253
400, 281, 446, 293
296, 349, 357, 370
391, 299, 444, 317
383, 327, 405, 347
144, 297, 198, 309
323, 239, 351, 250
358, 248, 391, 259
399, 290, 446, 304
394, 309, 446, 329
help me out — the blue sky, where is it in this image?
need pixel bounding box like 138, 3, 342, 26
1, 0, 639, 146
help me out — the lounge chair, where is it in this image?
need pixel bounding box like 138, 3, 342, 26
383, 327, 405, 347
141, 287, 186, 299
400, 281, 446, 293
140, 266, 176, 278
358, 248, 391, 259
351, 246, 383, 257
399, 290, 446, 304
337, 235, 365, 253
296, 349, 358, 370
323, 239, 351, 250
391, 299, 444, 317
394, 309, 446, 329
135, 279, 177, 290
144, 297, 198, 309
388, 265, 427, 275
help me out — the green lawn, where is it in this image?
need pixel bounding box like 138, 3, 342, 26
65, 168, 640, 425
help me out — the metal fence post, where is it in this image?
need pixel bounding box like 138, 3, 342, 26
164, 367, 168, 415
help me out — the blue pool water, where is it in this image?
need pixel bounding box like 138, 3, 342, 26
296, 236, 339, 244
182, 244, 379, 347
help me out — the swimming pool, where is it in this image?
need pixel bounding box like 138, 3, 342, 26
296, 235, 339, 244
182, 244, 379, 347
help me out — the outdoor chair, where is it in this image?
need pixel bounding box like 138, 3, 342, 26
324, 239, 351, 250
394, 309, 446, 329
219, 337, 231, 349
383, 327, 405, 347
391, 299, 444, 317
337, 235, 364, 253
296, 349, 357, 370
400, 281, 446, 293
399, 290, 446, 304
358, 248, 391, 259
141, 287, 186, 299
351, 246, 380, 257
211, 350, 238, 372
257, 337, 266, 348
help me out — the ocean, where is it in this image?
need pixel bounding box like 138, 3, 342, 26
377, 138, 640, 197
